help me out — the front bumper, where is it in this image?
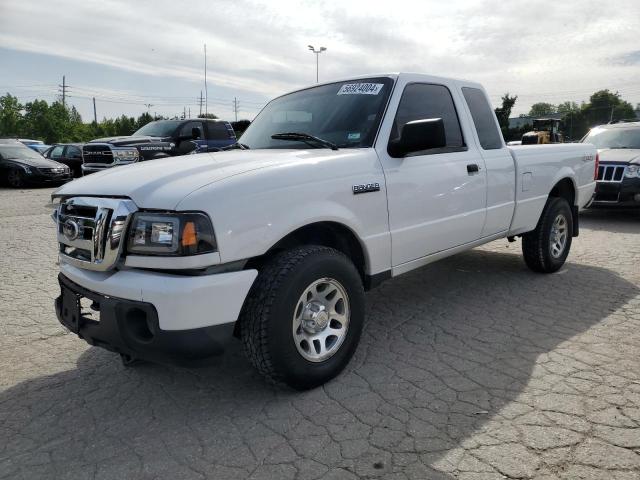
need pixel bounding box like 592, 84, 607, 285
592, 177, 640, 206
56, 274, 235, 364
25, 171, 72, 185
56, 263, 258, 363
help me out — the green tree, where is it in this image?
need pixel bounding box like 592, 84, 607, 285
556, 101, 579, 115
0, 93, 23, 137
528, 102, 556, 117
135, 112, 154, 130
494, 93, 517, 139
494, 94, 517, 129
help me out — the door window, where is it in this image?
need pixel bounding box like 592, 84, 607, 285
50, 145, 64, 159
391, 83, 465, 154
208, 122, 232, 140
461, 87, 503, 150
179, 121, 204, 139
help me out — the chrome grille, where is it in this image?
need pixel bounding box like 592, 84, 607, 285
82, 144, 114, 165
55, 197, 137, 271
39, 167, 66, 176
597, 164, 626, 183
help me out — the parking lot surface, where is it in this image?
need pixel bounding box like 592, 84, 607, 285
1, 186, 639, 480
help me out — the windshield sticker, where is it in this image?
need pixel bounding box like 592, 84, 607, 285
347, 132, 361, 141
337, 83, 384, 95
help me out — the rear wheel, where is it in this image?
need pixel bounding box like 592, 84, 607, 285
522, 197, 573, 273
6, 168, 24, 188
240, 246, 365, 390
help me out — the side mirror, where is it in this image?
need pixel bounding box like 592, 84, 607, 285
388, 118, 446, 157
192, 127, 201, 140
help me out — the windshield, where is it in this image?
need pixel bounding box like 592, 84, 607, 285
0, 145, 44, 160
132, 120, 181, 137
240, 77, 394, 149
583, 127, 640, 149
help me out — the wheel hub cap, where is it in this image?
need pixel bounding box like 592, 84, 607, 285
292, 278, 350, 362
301, 302, 329, 333
550, 214, 568, 258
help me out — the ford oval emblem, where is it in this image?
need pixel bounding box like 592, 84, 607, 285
63, 219, 80, 241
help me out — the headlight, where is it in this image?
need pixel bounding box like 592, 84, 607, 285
625, 165, 639, 178
127, 212, 216, 256
113, 149, 139, 161
21, 164, 32, 174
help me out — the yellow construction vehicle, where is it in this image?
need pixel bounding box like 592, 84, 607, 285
521, 118, 564, 145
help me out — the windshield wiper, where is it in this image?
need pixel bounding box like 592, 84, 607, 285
222, 142, 250, 151
271, 132, 338, 151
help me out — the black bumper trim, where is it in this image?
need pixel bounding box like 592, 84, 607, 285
55, 273, 235, 366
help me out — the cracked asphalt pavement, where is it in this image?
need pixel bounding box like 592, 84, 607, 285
1, 186, 640, 480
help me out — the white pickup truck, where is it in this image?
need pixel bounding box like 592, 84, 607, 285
52, 73, 597, 389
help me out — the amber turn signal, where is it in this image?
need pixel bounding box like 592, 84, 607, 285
181, 221, 197, 247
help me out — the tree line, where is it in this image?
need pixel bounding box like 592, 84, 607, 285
0, 93, 251, 144
1, 89, 638, 145
494, 89, 639, 141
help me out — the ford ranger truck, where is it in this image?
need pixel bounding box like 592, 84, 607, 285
52, 74, 597, 389
81, 119, 237, 175
581, 121, 640, 206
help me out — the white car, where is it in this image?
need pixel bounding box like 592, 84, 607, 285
52, 73, 597, 389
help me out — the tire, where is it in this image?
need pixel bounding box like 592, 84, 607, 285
240, 245, 365, 390
522, 197, 573, 273
6, 168, 24, 188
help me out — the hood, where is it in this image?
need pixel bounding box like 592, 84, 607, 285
597, 148, 640, 165
5, 156, 67, 168
89, 136, 164, 146
53, 149, 347, 209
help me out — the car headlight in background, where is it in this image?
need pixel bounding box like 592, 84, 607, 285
113, 148, 139, 162
625, 165, 639, 178
127, 212, 217, 256
21, 164, 32, 174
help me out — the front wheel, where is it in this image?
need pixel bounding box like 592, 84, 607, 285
522, 197, 573, 273
240, 246, 365, 390
6, 168, 24, 188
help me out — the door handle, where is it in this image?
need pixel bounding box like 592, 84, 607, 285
467, 163, 480, 174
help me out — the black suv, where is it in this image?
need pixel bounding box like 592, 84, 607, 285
82, 119, 237, 175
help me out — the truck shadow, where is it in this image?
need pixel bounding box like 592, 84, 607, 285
1, 249, 638, 478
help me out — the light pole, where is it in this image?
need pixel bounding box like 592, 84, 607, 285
308, 45, 326, 83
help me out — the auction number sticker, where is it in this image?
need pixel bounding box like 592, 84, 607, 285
337, 83, 384, 95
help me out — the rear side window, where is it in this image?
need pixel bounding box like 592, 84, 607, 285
462, 87, 502, 150
209, 122, 233, 140
66, 146, 82, 157
391, 83, 465, 153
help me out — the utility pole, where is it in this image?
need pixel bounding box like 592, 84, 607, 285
204, 44, 208, 116
93, 97, 97, 124
188, 107, 191, 119
59, 75, 68, 108
233, 97, 239, 122
308, 45, 327, 83
199, 91, 203, 116
183, 106, 186, 120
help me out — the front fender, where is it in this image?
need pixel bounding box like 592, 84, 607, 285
176, 150, 391, 275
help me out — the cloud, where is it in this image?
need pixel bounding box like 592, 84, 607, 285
1, 0, 639, 116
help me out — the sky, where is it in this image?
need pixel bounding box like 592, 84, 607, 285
1, 0, 639, 123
